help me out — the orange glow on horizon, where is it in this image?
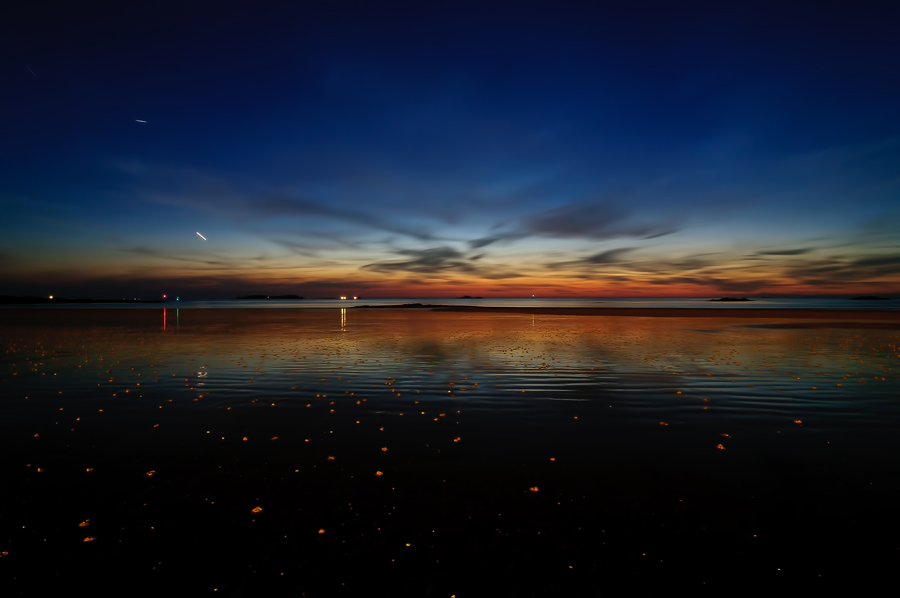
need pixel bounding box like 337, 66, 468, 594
6, 249, 899, 299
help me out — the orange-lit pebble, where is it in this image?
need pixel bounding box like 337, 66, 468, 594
676, 391, 681, 395
33, 434, 39, 438
721, 433, 730, 438
376, 471, 383, 476
153, 424, 159, 428
453, 437, 460, 442
270, 437, 278, 441
381, 447, 388, 452
252, 506, 263, 513
146, 470, 156, 476
659, 422, 668, 426
318, 529, 325, 534
242, 437, 248, 441
529, 487, 539, 492
550, 458, 555, 461
793, 420, 802, 424
86, 468, 93, 472
327, 456, 335, 461
716, 444, 725, 450
79, 520, 90, 528
83, 537, 95, 542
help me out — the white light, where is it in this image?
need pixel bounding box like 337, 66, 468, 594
196, 232, 207, 241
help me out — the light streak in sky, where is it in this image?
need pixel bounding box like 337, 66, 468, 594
196, 232, 207, 241
135, 119, 147, 123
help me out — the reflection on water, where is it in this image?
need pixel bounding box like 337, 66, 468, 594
1, 308, 899, 592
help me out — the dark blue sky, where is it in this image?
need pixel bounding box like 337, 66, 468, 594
2, 1, 899, 297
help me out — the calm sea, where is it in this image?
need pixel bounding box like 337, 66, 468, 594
1, 307, 898, 592
7, 296, 897, 309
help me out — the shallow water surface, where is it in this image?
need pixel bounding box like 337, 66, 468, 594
1, 308, 898, 593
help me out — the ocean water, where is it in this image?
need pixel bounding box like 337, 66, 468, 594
1, 307, 898, 592
10, 295, 897, 309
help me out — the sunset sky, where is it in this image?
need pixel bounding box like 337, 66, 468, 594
2, 1, 899, 298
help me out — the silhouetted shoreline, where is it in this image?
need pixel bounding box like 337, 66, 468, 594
234, 295, 304, 300
0, 295, 162, 305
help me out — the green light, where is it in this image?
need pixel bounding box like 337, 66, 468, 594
176, 296, 179, 301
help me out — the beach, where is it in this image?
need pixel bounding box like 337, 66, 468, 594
1, 307, 899, 593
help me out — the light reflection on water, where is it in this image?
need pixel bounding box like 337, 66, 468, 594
3, 308, 898, 433
2, 308, 900, 591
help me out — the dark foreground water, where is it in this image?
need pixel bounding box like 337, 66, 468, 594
1, 308, 899, 594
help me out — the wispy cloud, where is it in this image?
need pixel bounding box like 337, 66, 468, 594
362, 247, 475, 274
126, 165, 440, 243
362, 246, 525, 280
471, 200, 679, 250
756, 248, 814, 256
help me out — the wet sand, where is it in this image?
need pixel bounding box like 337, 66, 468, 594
2, 308, 899, 593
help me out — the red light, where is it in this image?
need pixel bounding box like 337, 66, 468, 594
162, 294, 167, 298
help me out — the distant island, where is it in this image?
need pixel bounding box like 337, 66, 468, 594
353, 303, 456, 309
235, 295, 304, 300
458, 295, 483, 299
0, 296, 163, 304
709, 297, 754, 302
851, 296, 891, 300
